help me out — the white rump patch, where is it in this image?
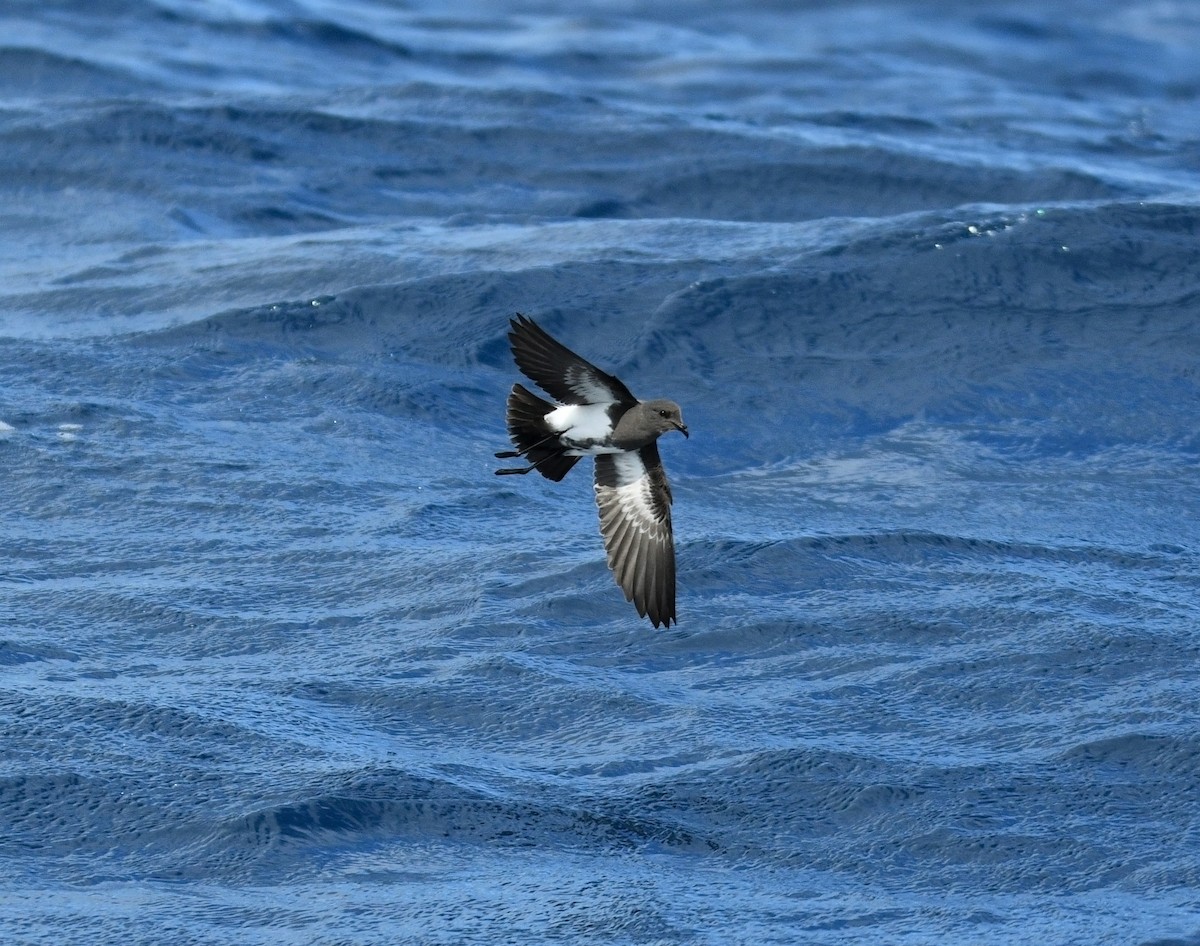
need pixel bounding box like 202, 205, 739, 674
546, 402, 620, 453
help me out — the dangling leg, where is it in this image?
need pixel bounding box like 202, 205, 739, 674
495, 447, 571, 476
495, 431, 558, 461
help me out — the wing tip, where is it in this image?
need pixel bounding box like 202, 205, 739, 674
507, 312, 533, 344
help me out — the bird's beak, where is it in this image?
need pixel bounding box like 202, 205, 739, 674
675, 422, 689, 439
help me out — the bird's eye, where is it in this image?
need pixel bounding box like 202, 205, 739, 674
659, 409, 669, 417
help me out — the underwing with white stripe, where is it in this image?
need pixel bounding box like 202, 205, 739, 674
593, 445, 675, 628
507, 314, 637, 407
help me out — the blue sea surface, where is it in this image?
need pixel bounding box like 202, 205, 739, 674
3, 1, 1200, 943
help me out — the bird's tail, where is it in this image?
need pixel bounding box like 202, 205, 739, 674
498, 383, 580, 482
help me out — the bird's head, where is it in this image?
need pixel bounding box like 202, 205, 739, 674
642, 399, 689, 439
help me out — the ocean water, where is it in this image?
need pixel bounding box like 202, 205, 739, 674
3, 1, 1200, 943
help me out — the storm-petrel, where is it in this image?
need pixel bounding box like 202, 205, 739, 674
495, 314, 688, 628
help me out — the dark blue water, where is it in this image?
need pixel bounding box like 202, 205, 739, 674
3, 1, 1200, 943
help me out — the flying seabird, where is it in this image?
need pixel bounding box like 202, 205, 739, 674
495, 314, 688, 628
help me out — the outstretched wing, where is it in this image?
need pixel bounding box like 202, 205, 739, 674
593, 444, 676, 628
508, 314, 637, 406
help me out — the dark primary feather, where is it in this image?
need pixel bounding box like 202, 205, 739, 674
508, 314, 637, 406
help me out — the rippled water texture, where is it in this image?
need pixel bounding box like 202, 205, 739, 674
3, 1, 1200, 944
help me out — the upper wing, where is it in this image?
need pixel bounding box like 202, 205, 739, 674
508, 314, 637, 406
593, 444, 675, 628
